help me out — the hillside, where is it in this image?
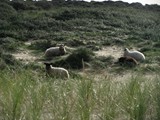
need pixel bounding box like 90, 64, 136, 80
0, 0, 160, 119
0, 0, 160, 70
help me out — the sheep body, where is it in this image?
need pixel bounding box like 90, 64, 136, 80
45, 45, 66, 58
124, 48, 145, 62
118, 56, 138, 67
44, 63, 69, 79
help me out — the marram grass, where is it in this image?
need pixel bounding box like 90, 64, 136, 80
0, 69, 159, 120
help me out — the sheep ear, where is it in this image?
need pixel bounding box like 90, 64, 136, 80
60, 44, 65, 48
61, 44, 65, 47
124, 48, 128, 51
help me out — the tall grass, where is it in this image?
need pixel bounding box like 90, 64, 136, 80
77, 78, 94, 120
154, 78, 160, 120
0, 68, 159, 120
121, 76, 150, 120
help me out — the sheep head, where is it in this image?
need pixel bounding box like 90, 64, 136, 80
59, 44, 66, 55
44, 62, 52, 70
124, 48, 129, 52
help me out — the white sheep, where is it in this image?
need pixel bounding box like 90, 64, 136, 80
124, 48, 145, 62
44, 62, 69, 79
45, 44, 66, 58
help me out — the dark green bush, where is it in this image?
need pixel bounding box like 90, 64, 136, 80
130, 2, 143, 9
55, 10, 78, 21
0, 52, 21, 70
0, 37, 21, 52
54, 9, 106, 21
66, 47, 94, 68
11, 1, 37, 10
0, 54, 17, 65
0, 2, 16, 20
29, 40, 56, 51
145, 4, 160, 12
0, 58, 6, 70
53, 47, 95, 69
153, 42, 160, 48
68, 39, 86, 47
0, 30, 19, 39
34, 1, 53, 10
0, 20, 11, 30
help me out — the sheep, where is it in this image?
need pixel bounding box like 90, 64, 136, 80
45, 44, 66, 59
44, 62, 69, 79
118, 56, 138, 67
124, 48, 145, 62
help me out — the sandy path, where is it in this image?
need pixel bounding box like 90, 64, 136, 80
12, 41, 38, 64
12, 49, 37, 64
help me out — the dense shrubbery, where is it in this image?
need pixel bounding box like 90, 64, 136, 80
0, 0, 159, 42
0, 2, 17, 20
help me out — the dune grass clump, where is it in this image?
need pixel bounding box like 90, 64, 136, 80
0, 37, 21, 52
0, 52, 21, 70
53, 47, 95, 69
28, 40, 56, 51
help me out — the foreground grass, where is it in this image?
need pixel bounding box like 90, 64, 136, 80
0, 68, 159, 120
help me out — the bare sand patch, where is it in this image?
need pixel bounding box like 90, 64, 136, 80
12, 49, 37, 64
12, 41, 40, 64
95, 45, 124, 59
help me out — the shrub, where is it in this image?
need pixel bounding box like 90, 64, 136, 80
1, 52, 19, 65
55, 10, 77, 21
0, 30, 18, 39
0, 37, 21, 52
28, 40, 56, 51
0, 2, 17, 20
0, 52, 20, 70
0, 20, 11, 30
68, 39, 86, 47
11, 1, 37, 10
0, 58, 7, 70
53, 47, 95, 69
34, 1, 53, 10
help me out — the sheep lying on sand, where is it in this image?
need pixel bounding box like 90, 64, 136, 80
118, 56, 138, 67
44, 62, 69, 79
45, 44, 66, 58
124, 48, 145, 62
